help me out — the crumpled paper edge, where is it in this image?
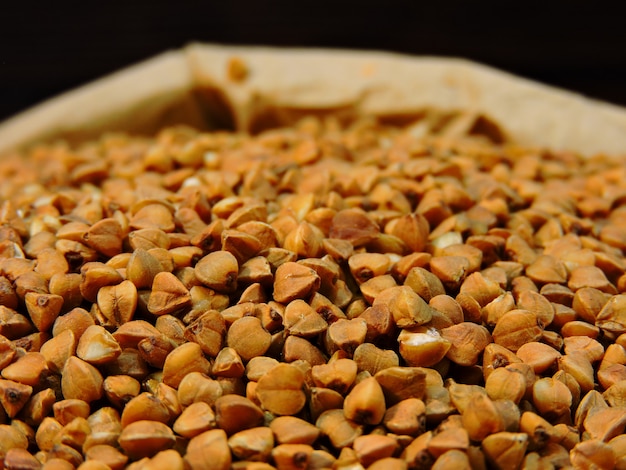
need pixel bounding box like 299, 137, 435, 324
1, 43, 625, 156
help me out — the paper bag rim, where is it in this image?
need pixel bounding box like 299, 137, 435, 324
1, 43, 625, 157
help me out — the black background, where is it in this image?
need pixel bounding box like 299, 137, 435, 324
1, 1, 625, 122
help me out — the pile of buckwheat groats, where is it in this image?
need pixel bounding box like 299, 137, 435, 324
0, 115, 625, 469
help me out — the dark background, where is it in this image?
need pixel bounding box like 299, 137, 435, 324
1, 1, 625, 122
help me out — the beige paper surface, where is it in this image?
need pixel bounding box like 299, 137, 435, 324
1, 43, 625, 156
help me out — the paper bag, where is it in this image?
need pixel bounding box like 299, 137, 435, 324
1, 43, 625, 156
